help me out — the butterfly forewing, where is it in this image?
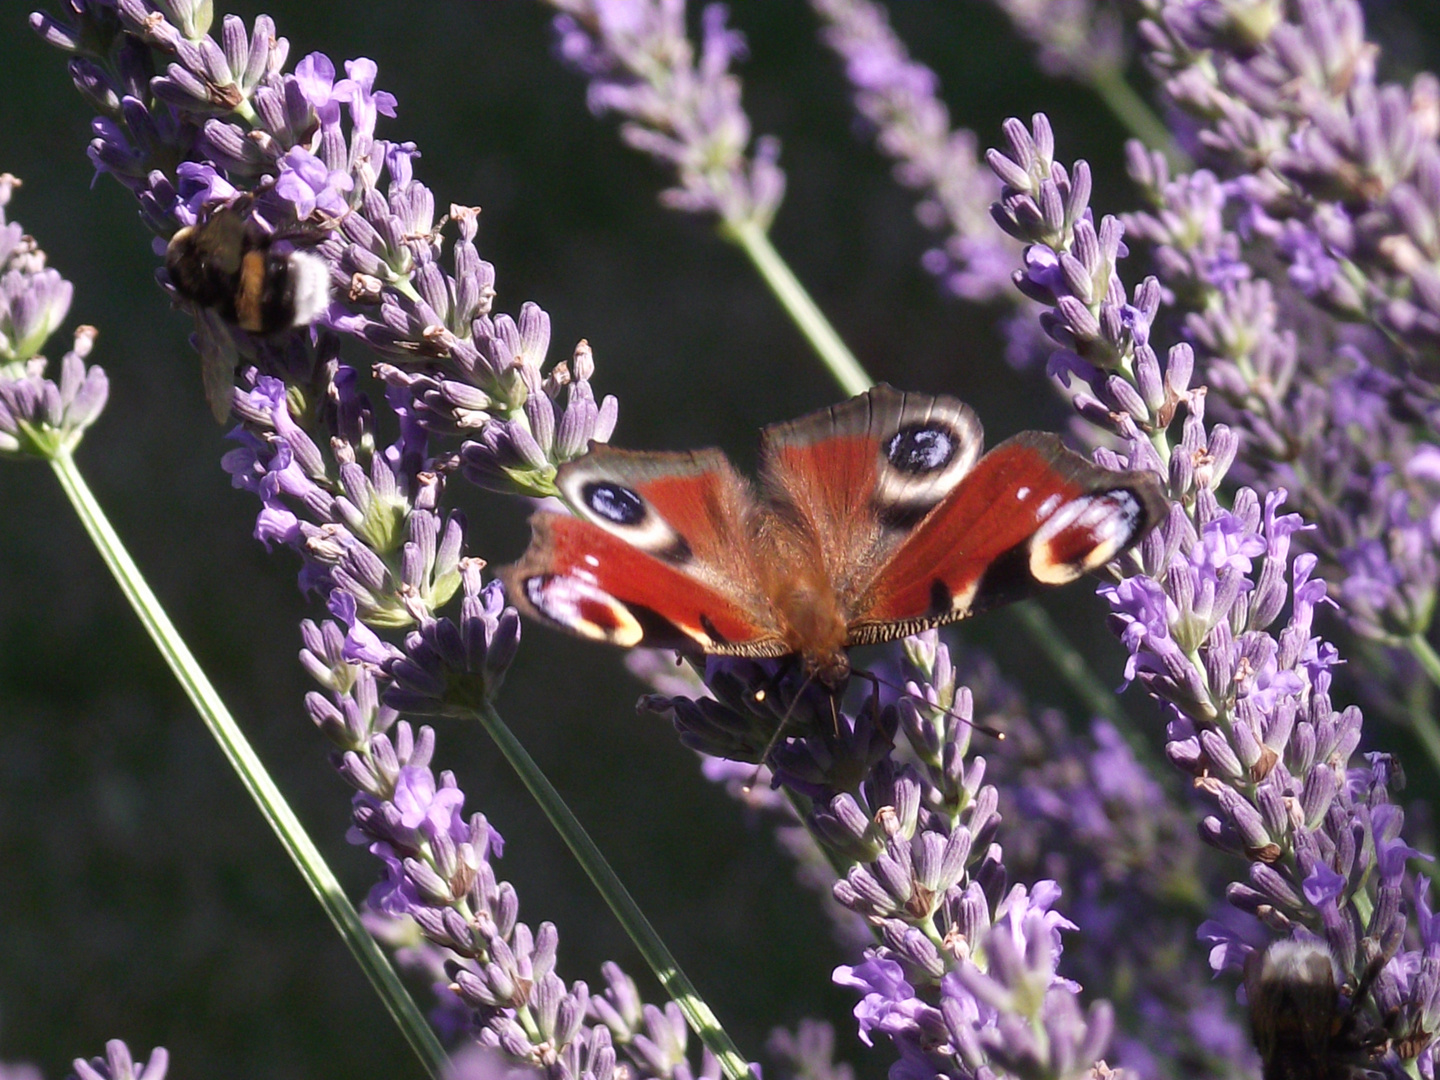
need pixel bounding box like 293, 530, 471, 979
758, 386, 984, 599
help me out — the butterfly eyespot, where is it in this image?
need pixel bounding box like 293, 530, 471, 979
1029, 489, 1146, 584
873, 412, 980, 524
524, 572, 645, 646
885, 425, 955, 474
583, 481, 648, 526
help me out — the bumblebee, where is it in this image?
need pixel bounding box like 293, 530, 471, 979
1246, 939, 1389, 1080
165, 204, 331, 419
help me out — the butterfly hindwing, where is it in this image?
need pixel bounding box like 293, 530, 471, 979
504, 446, 789, 656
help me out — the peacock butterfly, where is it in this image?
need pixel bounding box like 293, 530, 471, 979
503, 384, 1167, 689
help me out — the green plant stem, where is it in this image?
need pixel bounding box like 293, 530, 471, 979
474, 702, 754, 1080
1404, 634, 1440, 775
1086, 67, 1193, 173
724, 218, 873, 396
49, 448, 448, 1080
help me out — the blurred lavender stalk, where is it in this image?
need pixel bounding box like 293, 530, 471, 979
548, 0, 784, 229
985, 0, 1181, 161
809, 0, 1019, 304
542, 0, 870, 393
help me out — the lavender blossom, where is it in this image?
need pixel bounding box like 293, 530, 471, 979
0, 178, 108, 458
36, 1, 615, 499
635, 613, 1252, 1076
68, 1043, 167, 1080
935, 649, 1258, 1077
991, 111, 1440, 1074
30, 8, 665, 1078
0, 175, 74, 365
1137, 0, 1440, 376
1122, 126, 1440, 702
810, 0, 1018, 302
306, 616, 745, 1080
998, 110, 1440, 725
32, 3, 1440, 1079
387, 564, 523, 715
546, 0, 785, 231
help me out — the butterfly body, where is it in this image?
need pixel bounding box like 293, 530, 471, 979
505, 385, 1167, 688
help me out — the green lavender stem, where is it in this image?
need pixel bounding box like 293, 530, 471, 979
1086, 66, 1192, 172
1404, 633, 1440, 777
48, 447, 448, 1080
724, 218, 873, 396
473, 700, 754, 1080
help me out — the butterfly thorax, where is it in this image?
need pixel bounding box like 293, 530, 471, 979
758, 529, 852, 689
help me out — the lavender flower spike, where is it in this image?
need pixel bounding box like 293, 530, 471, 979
646, 637, 1134, 1078
985, 0, 1125, 86
811, 0, 1019, 303
386, 562, 523, 715
547, 0, 785, 230
69, 1042, 168, 1080
0, 175, 73, 365
0, 178, 108, 458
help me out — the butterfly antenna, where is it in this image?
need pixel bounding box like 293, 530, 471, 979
852, 668, 1006, 740
742, 669, 818, 793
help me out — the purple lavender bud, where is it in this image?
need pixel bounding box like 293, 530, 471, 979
630, 1002, 691, 1079
811, 792, 884, 861
386, 567, 521, 715
0, 193, 74, 363
0, 323, 108, 458
69, 1043, 168, 1080
548, 0, 784, 229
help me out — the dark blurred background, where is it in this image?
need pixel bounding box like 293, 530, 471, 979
0, 2, 1436, 1079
